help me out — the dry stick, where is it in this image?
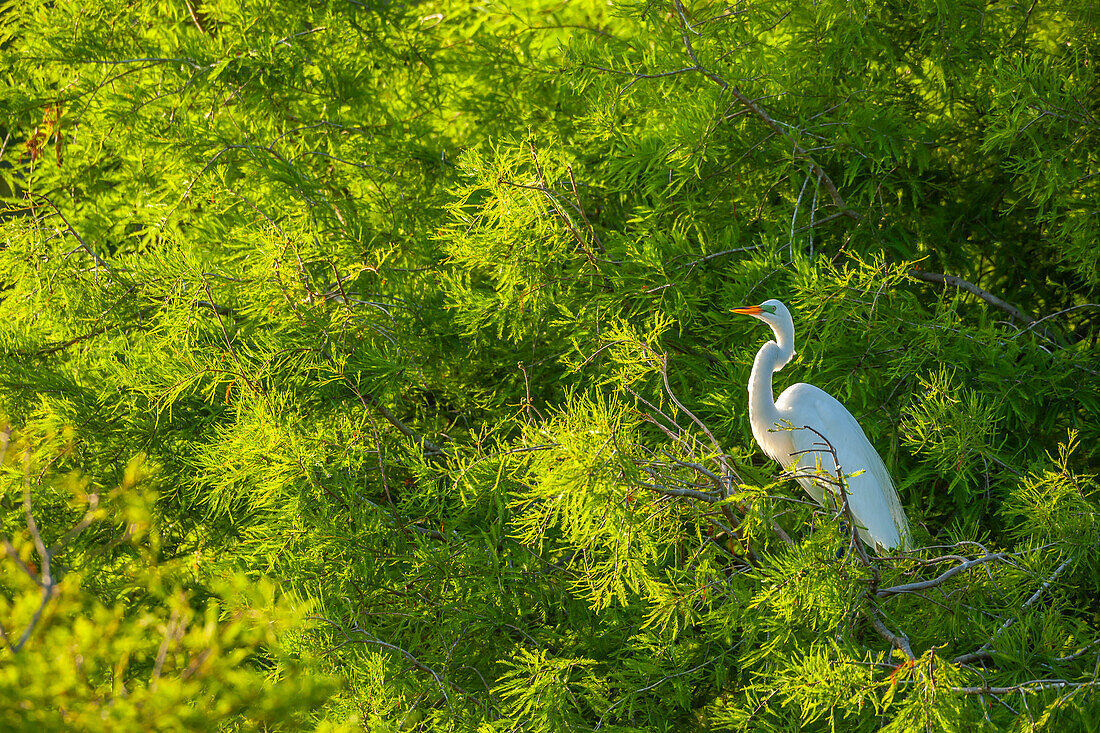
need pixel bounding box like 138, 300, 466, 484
658, 450, 726, 489
1017, 303, 1100, 338
527, 145, 604, 267
2, 538, 36, 582
671, 0, 857, 220
182, 0, 208, 34
201, 278, 262, 402
655, 356, 796, 545
677, 245, 764, 269
635, 481, 717, 504
567, 165, 605, 254
13, 469, 56, 654
660, 353, 738, 488
784, 426, 920, 659
309, 617, 458, 713
6, 461, 103, 654
952, 679, 1096, 696
151, 605, 182, 685
327, 259, 354, 319
48, 495, 100, 554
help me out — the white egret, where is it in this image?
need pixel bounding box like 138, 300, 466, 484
731, 299, 913, 552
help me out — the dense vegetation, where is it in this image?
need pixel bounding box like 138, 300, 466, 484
1, 0, 1098, 729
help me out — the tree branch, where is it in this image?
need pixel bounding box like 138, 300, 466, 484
864, 604, 915, 661
340, 375, 446, 459
877, 553, 1010, 598
952, 679, 1096, 696
953, 553, 1076, 665
32, 194, 117, 280
908, 269, 1036, 327
671, 0, 857, 220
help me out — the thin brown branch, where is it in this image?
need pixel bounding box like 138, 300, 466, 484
309, 617, 458, 711
24, 326, 110, 357
2, 538, 36, 581
676, 245, 763, 269
671, 0, 856, 220
47, 494, 100, 555
660, 353, 739, 489
798, 424, 876, 571
378, 397, 444, 458
635, 370, 793, 548
151, 605, 182, 684
23, 472, 50, 585
566, 165, 604, 253
14, 587, 54, 652
201, 277, 263, 401
636, 481, 718, 503
182, 0, 209, 34
656, 450, 726, 489
0, 617, 13, 653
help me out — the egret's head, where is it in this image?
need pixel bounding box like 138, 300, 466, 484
731, 299, 796, 364
730, 299, 791, 329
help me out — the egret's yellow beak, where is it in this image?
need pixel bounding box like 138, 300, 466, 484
730, 305, 762, 316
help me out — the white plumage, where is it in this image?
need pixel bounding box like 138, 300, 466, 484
731, 299, 913, 552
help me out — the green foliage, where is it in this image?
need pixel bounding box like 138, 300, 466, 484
0, 422, 339, 730
1, 0, 1098, 730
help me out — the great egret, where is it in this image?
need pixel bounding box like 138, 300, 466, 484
731, 299, 913, 552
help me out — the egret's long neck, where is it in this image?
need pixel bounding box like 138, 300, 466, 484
747, 321, 795, 438
747, 341, 784, 432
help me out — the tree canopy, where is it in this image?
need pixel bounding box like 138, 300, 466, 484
1, 0, 1098, 730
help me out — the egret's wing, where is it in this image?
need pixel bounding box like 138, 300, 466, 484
776, 383, 913, 551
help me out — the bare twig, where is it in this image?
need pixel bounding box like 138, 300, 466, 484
343, 377, 446, 459
182, 0, 208, 34
151, 605, 183, 685
201, 278, 263, 403
5, 463, 105, 654
635, 481, 717, 503
308, 616, 461, 712
1013, 303, 1100, 339
953, 679, 1096, 696
48, 494, 100, 554
877, 553, 1010, 599
660, 353, 740, 489
596, 654, 723, 729
2, 538, 36, 581
566, 165, 604, 253
796, 424, 875, 572
630, 376, 792, 548
675, 245, 763, 269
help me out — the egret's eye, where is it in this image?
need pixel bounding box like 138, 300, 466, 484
761, 304, 776, 314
